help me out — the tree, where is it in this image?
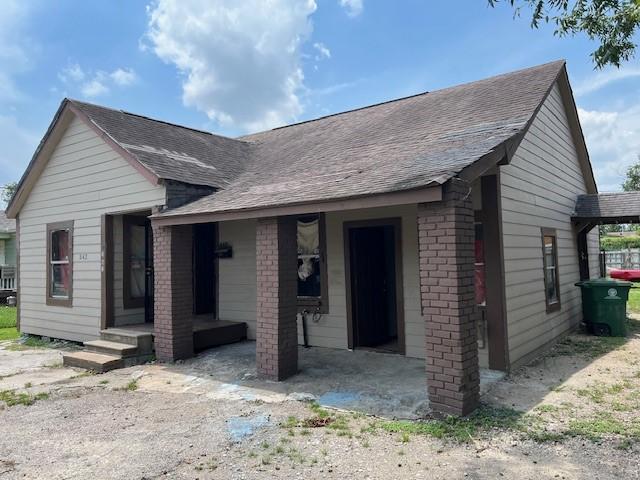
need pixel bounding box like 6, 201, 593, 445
622, 155, 640, 191
489, 0, 640, 68
1, 182, 18, 206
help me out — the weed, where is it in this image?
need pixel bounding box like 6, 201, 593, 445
261, 455, 272, 465
300, 429, 310, 436
248, 451, 257, 458
398, 449, 405, 456
260, 441, 270, 450
114, 380, 138, 392
378, 406, 524, 443
400, 432, 410, 443
551, 336, 626, 359
0, 390, 49, 407
534, 404, 559, 413
275, 445, 285, 454
24, 382, 32, 389
99, 380, 109, 385
362, 439, 370, 448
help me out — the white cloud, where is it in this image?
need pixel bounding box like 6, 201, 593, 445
81, 75, 110, 98
575, 65, 640, 97
145, 0, 317, 131
579, 106, 640, 192
58, 65, 138, 99
58, 63, 85, 83
339, 0, 363, 17
110, 68, 137, 86
313, 42, 331, 60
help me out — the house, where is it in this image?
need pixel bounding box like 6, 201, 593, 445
5, 60, 605, 415
0, 211, 17, 301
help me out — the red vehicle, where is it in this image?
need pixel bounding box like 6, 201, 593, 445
609, 268, 640, 282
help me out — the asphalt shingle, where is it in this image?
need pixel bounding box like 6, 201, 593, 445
574, 192, 640, 220
72, 61, 566, 218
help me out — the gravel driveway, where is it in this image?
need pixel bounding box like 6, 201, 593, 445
1, 321, 640, 479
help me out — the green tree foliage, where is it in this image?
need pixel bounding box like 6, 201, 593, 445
622, 157, 640, 191
489, 0, 640, 68
601, 234, 640, 250
1, 182, 17, 206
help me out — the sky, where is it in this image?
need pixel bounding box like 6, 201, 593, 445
1, 0, 639, 194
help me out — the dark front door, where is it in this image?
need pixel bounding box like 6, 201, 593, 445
193, 223, 217, 315
144, 221, 154, 323
348, 223, 400, 352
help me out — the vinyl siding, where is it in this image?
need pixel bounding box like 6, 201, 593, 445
500, 82, 593, 366
217, 205, 425, 358
18, 115, 165, 342
218, 219, 258, 338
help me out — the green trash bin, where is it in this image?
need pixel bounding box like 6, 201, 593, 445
575, 278, 632, 337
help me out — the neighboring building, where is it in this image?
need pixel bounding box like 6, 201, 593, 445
6, 60, 606, 415
0, 211, 17, 300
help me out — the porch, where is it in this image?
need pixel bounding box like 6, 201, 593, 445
148, 177, 507, 416
148, 340, 505, 419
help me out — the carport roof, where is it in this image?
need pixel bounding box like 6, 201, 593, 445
573, 192, 640, 223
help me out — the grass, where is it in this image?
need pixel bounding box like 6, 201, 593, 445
0, 307, 16, 328
4, 335, 52, 351
627, 286, 640, 314
0, 389, 49, 407
0, 307, 18, 341
0, 327, 19, 341
377, 406, 525, 443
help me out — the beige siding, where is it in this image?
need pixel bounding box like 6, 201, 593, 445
216, 205, 425, 357
218, 219, 258, 338
500, 82, 592, 366
113, 215, 145, 326
18, 115, 165, 342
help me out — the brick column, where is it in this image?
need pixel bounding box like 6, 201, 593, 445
418, 180, 480, 416
256, 216, 298, 380
152, 223, 194, 362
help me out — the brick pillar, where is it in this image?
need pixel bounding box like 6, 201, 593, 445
256, 216, 298, 380
418, 180, 480, 416
152, 223, 194, 362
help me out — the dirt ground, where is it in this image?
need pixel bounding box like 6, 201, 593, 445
1, 319, 640, 480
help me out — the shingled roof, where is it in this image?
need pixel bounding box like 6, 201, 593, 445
158, 60, 568, 218
9, 60, 580, 220
574, 192, 640, 222
69, 100, 252, 189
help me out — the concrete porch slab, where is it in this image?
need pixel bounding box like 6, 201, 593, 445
142, 341, 504, 419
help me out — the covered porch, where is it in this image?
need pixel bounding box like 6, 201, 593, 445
150, 176, 507, 416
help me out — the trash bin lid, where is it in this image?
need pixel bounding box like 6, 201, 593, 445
575, 278, 633, 288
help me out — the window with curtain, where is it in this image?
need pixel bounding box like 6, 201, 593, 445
47, 221, 73, 306
541, 228, 561, 312
297, 214, 328, 312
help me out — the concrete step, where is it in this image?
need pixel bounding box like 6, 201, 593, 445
100, 329, 153, 354
84, 339, 138, 358
62, 351, 123, 373
193, 321, 247, 352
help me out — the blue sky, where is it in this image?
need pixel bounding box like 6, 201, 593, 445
1, 0, 639, 193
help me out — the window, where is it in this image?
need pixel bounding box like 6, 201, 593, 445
297, 214, 328, 313
541, 227, 561, 312
123, 215, 147, 309
46, 221, 73, 307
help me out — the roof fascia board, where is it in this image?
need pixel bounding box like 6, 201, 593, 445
67, 103, 161, 186
555, 66, 598, 194
457, 62, 565, 185
151, 184, 443, 226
